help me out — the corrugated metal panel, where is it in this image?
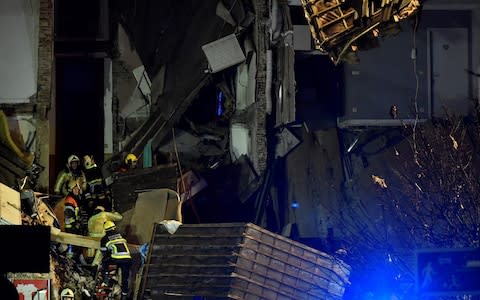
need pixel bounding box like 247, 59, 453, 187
140, 223, 350, 300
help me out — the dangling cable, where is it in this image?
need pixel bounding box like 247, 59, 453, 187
172, 127, 186, 223
411, 13, 420, 166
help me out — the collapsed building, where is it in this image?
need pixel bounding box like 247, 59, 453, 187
6, 0, 478, 299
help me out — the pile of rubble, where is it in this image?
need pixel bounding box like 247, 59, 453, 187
2, 182, 100, 299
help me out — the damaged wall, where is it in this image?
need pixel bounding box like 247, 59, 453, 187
0, 0, 39, 104
0, 0, 53, 190
34, 0, 53, 191
284, 128, 344, 239
111, 23, 149, 153
281, 0, 480, 252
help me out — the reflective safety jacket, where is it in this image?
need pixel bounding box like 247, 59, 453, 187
54, 169, 87, 196
87, 211, 123, 258
84, 165, 108, 199
100, 231, 131, 260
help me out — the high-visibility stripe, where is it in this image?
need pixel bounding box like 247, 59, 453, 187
106, 238, 131, 259
89, 178, 102, 185
64, 205, 79, 218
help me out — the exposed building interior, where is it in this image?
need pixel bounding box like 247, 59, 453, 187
1, 0, 480, 299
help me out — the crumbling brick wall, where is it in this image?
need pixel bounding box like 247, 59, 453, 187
35, 0, 54, 191
253, 0, 268, 174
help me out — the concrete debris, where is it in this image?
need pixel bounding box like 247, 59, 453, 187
51, 250, 96, 298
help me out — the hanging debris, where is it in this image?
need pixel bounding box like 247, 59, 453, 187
300, 0, 423, 64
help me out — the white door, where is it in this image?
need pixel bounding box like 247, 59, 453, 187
429, 28, 470, 117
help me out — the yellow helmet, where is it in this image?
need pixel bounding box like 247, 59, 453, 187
67, 179, 80, 192
60, 288, 74, 299
125, 153, 138, 165
104, 220, 116, 231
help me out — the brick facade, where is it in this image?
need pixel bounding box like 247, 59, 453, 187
253, 0, 268, 173
36, 0, 53, 112
35, 0, 54, 191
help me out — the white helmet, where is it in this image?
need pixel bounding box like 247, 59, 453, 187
60, 288, 74, 299
67, 155, 80, 168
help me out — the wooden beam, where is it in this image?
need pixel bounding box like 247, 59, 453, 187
50, 227, 140, 250
50, 227, 101, 249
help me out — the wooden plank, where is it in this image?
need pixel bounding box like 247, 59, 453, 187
50, 227, 101, 249
146, 264, 235, 275
50, 227, 140, 250
150, 236, 243, 247
148, 254, 235, 267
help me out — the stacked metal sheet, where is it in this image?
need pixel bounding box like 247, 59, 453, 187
140, 223, 351, 300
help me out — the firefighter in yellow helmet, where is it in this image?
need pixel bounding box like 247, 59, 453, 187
100, 221, 132, 297
54, 154, 87, 196
119, 153, 138, 173
60, 287, 75, 300
83, 155, 111, 214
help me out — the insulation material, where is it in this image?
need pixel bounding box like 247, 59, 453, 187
230, 123, 251, 160
0, 110, 34, 165
0, 182, 21, 225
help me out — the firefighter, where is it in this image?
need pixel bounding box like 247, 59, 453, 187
60, 288, 75, 300
54, 154, 87, 196
100, 221, 132, 298
119, 153, 138, 173
64, 179, 82, 258
86, 206, 123, 261
83, 155, 111, 213
64, 180, 81, 232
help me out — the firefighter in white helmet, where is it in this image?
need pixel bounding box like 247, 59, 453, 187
60, 287, 74, 300
54, 154, 87, 196
83, 155, 111, 214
